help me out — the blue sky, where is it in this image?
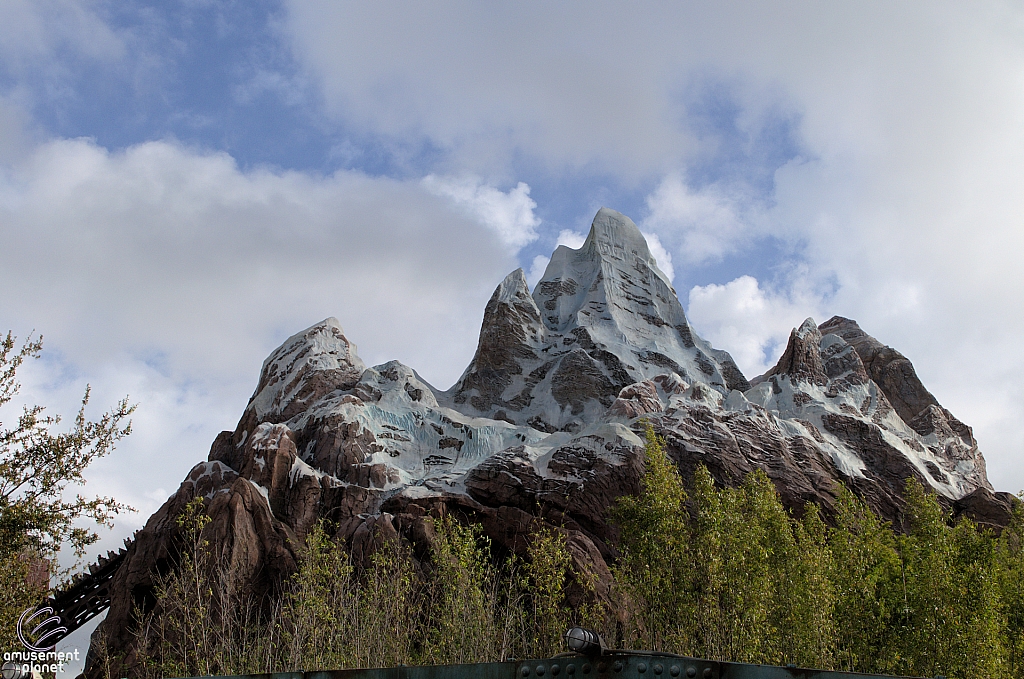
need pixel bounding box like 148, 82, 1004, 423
3, 1, 1024, 607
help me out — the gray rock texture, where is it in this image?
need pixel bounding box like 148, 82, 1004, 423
89, 208, 1005, 671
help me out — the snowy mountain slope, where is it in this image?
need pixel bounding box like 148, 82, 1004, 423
746, 317, 989, 501
91, 208, 1011, 672
444, 208, 748, 433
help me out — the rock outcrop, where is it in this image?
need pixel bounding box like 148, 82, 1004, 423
89, 208, 1006, 671
445, 208, 749, 432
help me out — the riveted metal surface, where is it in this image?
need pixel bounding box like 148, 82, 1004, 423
173, 652, 921, 679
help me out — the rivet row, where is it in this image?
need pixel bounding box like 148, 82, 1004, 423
521, 663, 708, 679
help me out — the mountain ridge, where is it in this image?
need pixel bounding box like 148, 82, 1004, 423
88, 207, 1010, 674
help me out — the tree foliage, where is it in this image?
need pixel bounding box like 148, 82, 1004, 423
0, 331, 134, 648
127, 506, 590, 678
612, 423, 1024, 678
0, 331, 134, 561
105, 420, 1024, 679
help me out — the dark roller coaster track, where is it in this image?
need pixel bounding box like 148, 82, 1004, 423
34, 535, 133, 646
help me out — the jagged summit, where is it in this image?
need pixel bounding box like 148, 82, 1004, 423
248, 317, 366, 423
446, 208, 748, 432
818, 316, 947, 428
90, 208, 1008, 675
532, 207, 677, 333
494, 267, 534, 305
574, 207, 673, 288
747, 315, 989, 501
756, 317, 829, 386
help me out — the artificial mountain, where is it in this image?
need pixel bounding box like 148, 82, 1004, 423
90, 208, 1014, 667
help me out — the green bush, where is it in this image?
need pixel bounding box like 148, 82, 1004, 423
611, 423, 1024, 679
117, 423, 1024, 679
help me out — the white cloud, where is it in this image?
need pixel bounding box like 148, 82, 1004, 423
286, 2, 1024, 181
641, 230, 675, 283
527, 255, 549, 289
643, 174, 750, 265
0, 137, 518, 560
422, 174, 540, 250
0, 140, 512, 390
556, 229, 586, 249
0, 95, 38, 164
284, 2, 693, 176
687, 275, 824, 378
0, 0, 124, 68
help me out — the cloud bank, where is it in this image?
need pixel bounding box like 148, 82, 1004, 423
0, 138, 522, 534
2, 2, 1023, 571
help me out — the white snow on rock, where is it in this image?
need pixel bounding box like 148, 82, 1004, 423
246, 479, 274, 515
249, 318, 366, 421
218, 209, 990, 509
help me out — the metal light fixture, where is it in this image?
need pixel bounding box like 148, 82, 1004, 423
1, 662, 30, 679
564, 627, 606, 655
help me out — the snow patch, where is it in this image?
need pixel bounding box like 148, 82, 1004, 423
289, 456, 344, 488
246, 479, 273, 515
724, 389, 750, 412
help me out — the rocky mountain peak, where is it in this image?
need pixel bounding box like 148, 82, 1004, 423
795, 317, 819, 339
817, 315, 979, 465
447, 268, 545, 416
449, 208, 749, 431
90, 209, 1006, 676
532, 208, 676, 334
582, 207, 670, 282
494, 267, 535, 306
248, 317, 365, 423
758, 317, 829, 386
819, 316, 941, 427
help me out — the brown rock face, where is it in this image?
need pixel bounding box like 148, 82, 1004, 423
85, 209, 1007, 675
819, 317, 947, 428
952, 487, 1018, 531
757, 318, 829, 386
608, 381, 664, 418
551, 349, 620, 415
816, 315, 987, 491
451, 269, 545, 414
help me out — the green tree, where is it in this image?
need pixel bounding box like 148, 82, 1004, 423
0, 331, 134, 647
612, 427, 837, 668
0, 331, 134, 560
611, 423, 690, 652
423, 515, 500, 664
828, 484, 902, 673
349, 537, 419, 668
891, 479, 1005, 678
147, 497, 218, 678
688, 467, 815, 665
997, 493, 1024, 676
785, 504, 836, 668
525, 527, 572, 657
280, 520, 355, 671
